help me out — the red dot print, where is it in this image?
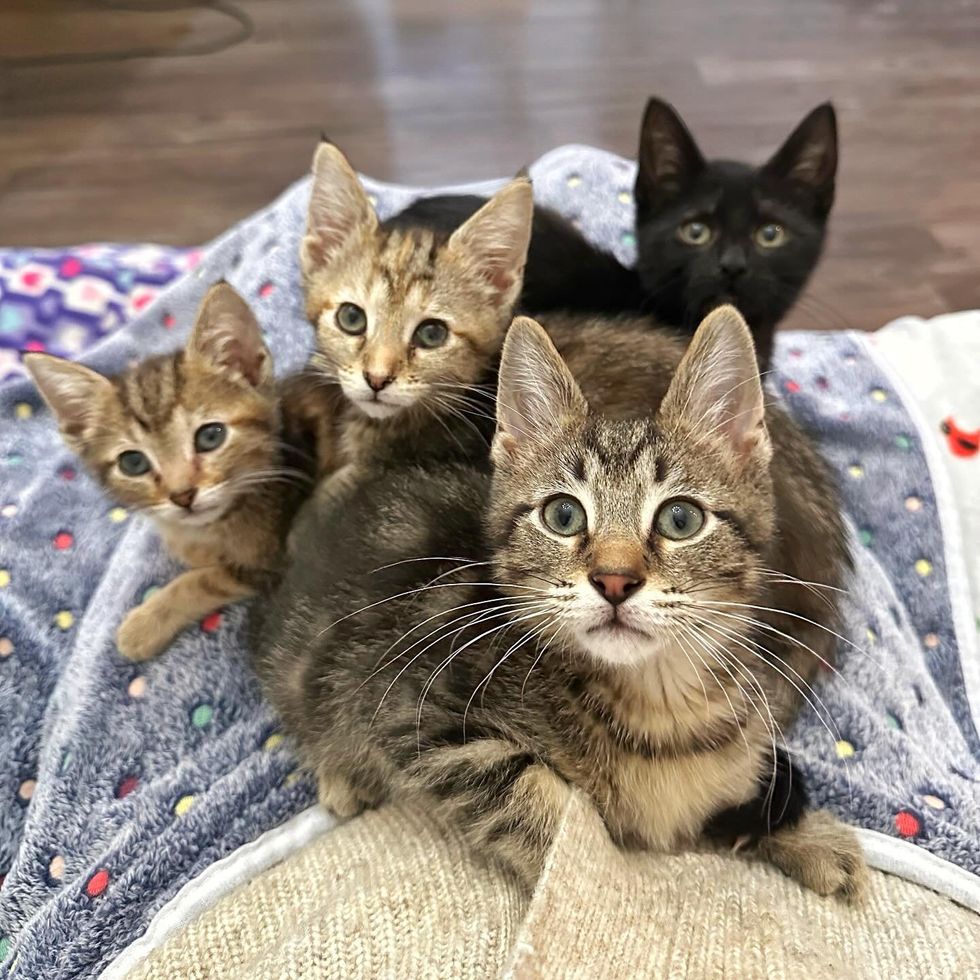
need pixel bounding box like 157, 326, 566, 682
784, 380, 800, 394
162, 313, 175, 329
116, 775, 139, 799
201, 611, 222, 633
53, 531, 73, 551
258, 282, 275, 298
85, 869, 110, 898
894, 810, 921, 838
60, 258, 82, 278
24, 340, 46, 353
58, 466, 76, 481
789, 348, 802, 359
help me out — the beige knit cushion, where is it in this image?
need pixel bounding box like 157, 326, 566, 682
129, 794, 980, 979
508, 793, 980, 978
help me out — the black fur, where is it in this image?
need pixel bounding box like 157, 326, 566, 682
391, 100, 837, 368
384, 195, 646, 315
704, 746, 808, 840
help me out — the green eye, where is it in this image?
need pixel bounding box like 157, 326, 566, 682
118, 450, 151, 477
413, 319, 449, 349
755, 223, 786, 248
194, 422, 227, 453
655, 500, 705, 541
542, 496, 587, 537
677, 221, 712, 246
336, 303, 367, 335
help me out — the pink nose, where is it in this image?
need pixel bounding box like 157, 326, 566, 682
169, 488, 197, 509
589, 571, 644, 606
364, 371, 394, 392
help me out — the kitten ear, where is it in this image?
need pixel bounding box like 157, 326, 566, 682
188, 282, 272, 388
659, 305, 770, 464
301, 141, 378, 279
493, 316, 588, 464
635, 97, 706, 210
23, 352, 115, 438
762, 103, 837, 213
446, 177, 533, 312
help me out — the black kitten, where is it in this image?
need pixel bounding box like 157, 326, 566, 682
634, 98, 837, 367
391, 99, 837, 368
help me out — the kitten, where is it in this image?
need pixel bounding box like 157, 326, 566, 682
254, 306, 865, 899
296, 142, 533, 477
392, 99, 837, 367
25, 283, 310, 662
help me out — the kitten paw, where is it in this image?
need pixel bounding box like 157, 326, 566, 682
317, 772, 368, 819
116, 606, 167, 662
758, 810, 868, 901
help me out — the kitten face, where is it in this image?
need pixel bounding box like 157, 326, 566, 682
489, 308, 774, 669
634, 99, 837, 334
301, 143, 532, 420
26, 283, 278, 527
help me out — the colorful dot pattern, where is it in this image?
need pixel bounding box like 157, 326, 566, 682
0, 239, 316, 972
771, 323, 977, 866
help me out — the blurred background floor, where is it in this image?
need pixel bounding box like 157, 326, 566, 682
2, 0, 980, 331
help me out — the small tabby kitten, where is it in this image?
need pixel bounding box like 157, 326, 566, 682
26, 283, 309, 662
295, 141, 533, 475
394, 98, 837, 367
255, 307, 865, 899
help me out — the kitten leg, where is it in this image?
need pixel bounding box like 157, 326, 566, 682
756, 809, 869, 901
411, 739, 570, 889
116, 566, 253, 661
314, 751, 389, 819
705, 748, 867, 900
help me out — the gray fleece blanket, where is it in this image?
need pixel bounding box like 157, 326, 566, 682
0, 145, 978, 978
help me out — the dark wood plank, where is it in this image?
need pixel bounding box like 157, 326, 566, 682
2, 0, 980, 331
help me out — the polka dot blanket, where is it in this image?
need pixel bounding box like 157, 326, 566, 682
1, 146, 979, 977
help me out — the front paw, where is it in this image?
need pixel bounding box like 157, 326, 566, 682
116, 605, 168, 662
317, 771, 376, 819
758, 810, 869, 901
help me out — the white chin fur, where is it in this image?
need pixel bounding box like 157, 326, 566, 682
577, 625, 662, 667
353, 398, 405, 419
160, 503, 227, 528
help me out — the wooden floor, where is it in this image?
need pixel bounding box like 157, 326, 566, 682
3, 0, 980, 332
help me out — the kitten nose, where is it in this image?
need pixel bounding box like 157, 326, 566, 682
589, 571, 644, 606
169, 488, 197, 510
720, 245, 747, 278
364, 371, 394, 393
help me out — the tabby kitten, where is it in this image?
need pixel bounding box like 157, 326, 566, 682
295, 141, 533, 476
254, 306, 865, 899
393, 99, 837, 367
26, 283, 308, 662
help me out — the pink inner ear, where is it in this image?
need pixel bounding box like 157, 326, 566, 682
221, 340, 265, 387
484, 267, 514, 295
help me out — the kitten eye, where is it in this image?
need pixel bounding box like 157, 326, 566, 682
117, 450, 151, 477
541, 496, 587, 537
654, 500, 705, 541
755, 223, 786, 248
194, 422, 227, 453
677, 221, 712, 246
413, 319, 449, 349
336, 303, 367, 335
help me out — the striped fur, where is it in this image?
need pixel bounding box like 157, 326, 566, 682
26, 283, 313, 661
296, 142, 533, 477
254, 308, 866, 899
